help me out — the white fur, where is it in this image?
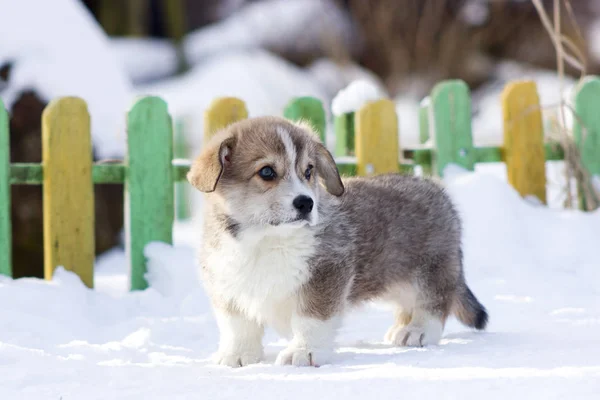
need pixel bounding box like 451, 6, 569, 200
277, 126, 297, 166
381, 282, 417, 309
275, 313, 340, 367
388, 310, 444, 347
276, 126, 319, 225
213, 310, 264, 367
382, 282, 418, 343
206, 224, 316, 338
381, 283, 443, 347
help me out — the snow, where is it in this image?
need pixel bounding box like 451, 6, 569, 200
593, 176, 600, 193
306, 58, 386, 103
395, 96, 422, 147
589, 20, 600, 63
138, 49, 329, 151
460, 1, 490, 26
109, 38, 178, 85
183, 0, 357, 65
331, 79, 388, 116
2, 169, 600, 399
0, 0, 133, 159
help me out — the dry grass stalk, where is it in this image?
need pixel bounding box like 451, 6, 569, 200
531, 0, 599, 210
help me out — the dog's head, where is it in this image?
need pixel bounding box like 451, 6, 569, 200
187, 116, 344, 228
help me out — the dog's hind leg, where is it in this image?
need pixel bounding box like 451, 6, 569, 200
382, 282, 416, 343
388, 259, 456, 347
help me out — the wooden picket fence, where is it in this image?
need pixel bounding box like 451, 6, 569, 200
1, 78, 599, 290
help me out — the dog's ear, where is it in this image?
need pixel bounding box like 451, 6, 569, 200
187, 130, 236, 193
315, 142, 344, 196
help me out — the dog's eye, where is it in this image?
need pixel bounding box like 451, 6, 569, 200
305, 165, 313, 181
258, 166, 277, 181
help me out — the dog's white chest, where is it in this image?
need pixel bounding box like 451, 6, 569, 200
207, 227, 316, 335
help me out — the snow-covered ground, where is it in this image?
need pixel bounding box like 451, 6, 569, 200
1, 167, 599, 399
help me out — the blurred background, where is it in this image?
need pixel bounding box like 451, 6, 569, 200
1, 0, 599, 278
85, 0, 600, 93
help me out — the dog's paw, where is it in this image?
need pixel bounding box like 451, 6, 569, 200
384, 311, 413, 343
390, 321, 443, 347
212, 348, 263, 367
384, 324, 405, 343
275, 346, 332, 367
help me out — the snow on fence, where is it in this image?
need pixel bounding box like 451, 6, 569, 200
1, 78, 599, 290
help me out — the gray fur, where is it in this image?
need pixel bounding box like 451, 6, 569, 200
302, 173, 487, 324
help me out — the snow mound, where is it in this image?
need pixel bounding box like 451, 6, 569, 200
144, 241, 198, 301
306, 58, 386, 100
331, 79, 388, 116
109, 38, 178, 85
138, 49, 328, 151
0, 0, 133, 159
183, 0, 356, 65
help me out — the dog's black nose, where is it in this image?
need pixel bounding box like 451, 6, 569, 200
293, 195, 314, 215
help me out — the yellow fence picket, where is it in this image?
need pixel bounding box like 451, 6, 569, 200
354, 99, 400, 176
203, 97, 248, 143
42, 97, 95, 287
502, 81, 547, 204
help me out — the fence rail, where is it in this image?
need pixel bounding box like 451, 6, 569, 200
7, 142, 566, 185
1, 77, 599, 290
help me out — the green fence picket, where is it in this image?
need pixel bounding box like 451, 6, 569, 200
416, 97, 432, 175
334, 112, 354, 157
126, 97, 174, 290
431, 80, 475, 176
573, 77, 600, 210
174, 118, 190, 220
0, 99, 11, 277
284, 97, 326, 143
419, 97, 431, 145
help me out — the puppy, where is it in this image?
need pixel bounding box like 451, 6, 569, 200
187, 116, 488, 368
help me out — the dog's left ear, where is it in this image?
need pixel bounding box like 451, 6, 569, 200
315, 142, 344, 196
187, 129, 236, 193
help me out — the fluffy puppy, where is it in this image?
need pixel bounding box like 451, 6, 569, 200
187, 116, 488, 367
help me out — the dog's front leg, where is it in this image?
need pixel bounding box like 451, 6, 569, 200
213, 308, 264, 367
275, 311, 340, 367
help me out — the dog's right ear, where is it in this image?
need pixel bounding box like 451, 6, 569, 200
187, 130, 236, 193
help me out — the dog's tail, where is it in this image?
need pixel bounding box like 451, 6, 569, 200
453, 282, 488, 330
